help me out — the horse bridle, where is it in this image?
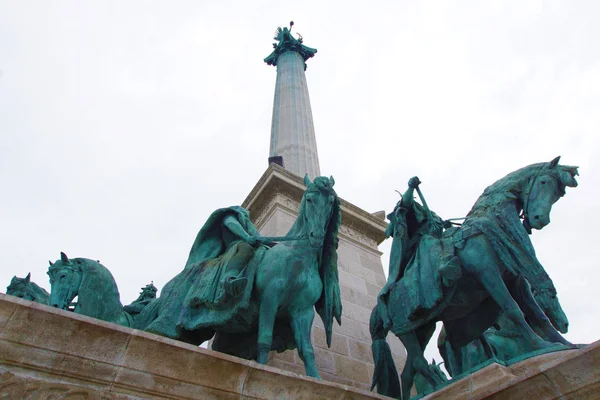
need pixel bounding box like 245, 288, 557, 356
50, 264, 80, 310
520, 165, 552, 234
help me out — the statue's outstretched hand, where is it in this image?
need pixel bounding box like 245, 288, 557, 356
408, 176, 421, 189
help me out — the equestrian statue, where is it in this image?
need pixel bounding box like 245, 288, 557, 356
136, 175, 342, 378
370, 156, 578, 399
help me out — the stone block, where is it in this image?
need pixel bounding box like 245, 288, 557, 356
337, 241, 360, 265
341, 285, 378, 311
359, 252, 385, 272
314, 346, 336, 374
541, 346, 600, 397
269, 359, 306, 376
0, 295, 16, 331
313, 325, 349, 356
334, 354, 371, 384
1, 340, 120, 391
365, 281, 383, 299
348, 338, 373, 363
346, 262, 381, 286
0, 367, 136, 400
121, 331, 249, 392
422, 341, 600, 400
342, 300, 372, 324
272, 349, 296, 363
2, 296, 130, 366
338, 270, 368, 293
335, 317, 369, 342
0, 294, 391, 400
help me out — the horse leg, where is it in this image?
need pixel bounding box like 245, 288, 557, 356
511, 276, 572, 346
459, 237, 550, 351
399, 332, 418, 400
256, 291, 280, 364
290, 308, 320, 378
399, 329, 444, 399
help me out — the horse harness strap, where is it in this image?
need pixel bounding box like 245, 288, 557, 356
521, 164, 549, 234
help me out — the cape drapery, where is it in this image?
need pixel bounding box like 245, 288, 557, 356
144, 206, 262, 339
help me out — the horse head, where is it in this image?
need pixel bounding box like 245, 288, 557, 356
534, 286, 569, 334
7, 273, 35, 300
302, 175, 339, 249
523, 156, 578, 231
48, 252, 83, 310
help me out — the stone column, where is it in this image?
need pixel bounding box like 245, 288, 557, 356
269, 51, 321, 179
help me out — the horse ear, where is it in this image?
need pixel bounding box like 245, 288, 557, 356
303, 173, 312, 186
329, 175, 335, 186
25, 273, 31, 283
560, 169, 579, 187
48, 260, 53, 266
549, 156, 561, 169
60, 252, 70, 264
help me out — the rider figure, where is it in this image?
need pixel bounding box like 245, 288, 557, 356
378, 176, 455, 330
183, 206, 263, 306
218, 213, 259, 301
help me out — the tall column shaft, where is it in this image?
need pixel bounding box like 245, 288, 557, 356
269, 51, 321, 179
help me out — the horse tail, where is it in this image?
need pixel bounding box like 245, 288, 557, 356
370, 305, 400, 398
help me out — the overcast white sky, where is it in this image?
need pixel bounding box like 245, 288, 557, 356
1, 1, 599, 365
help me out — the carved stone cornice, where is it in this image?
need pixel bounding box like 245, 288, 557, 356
242, 164, 388, 250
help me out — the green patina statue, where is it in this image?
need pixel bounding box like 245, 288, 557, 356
6, 273, 50, 304
370, 157, 579, 399
264, 21, 317, 70
438, 277, 569, 377
48, 252, 134, 327
136, 175, 341, 378
123, 282, 158, 318
414, 359, 448, 395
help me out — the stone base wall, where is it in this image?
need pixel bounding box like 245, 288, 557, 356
423, 341, 600, 399
242, 164, 406, 390
0, 294, 389, 400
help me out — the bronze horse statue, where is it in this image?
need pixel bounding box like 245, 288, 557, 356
371, 157, 578, 399
438, 278, 570, 377
48, 253, 133, 327
137, 175, 342, 378
6, 273, 50, 304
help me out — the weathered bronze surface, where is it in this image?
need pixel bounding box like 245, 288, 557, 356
371, 157, 579, 399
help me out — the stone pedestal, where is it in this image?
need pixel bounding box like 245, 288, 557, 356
0, 294, 390, 400
241, 163, 406, 390
423, 341, 600, 400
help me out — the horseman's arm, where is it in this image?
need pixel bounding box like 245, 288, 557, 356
223, 215, 257, 245
400, 176, 422, 210
401, 187, 415, 208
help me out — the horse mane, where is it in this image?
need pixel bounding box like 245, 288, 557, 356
468, 163, 545, 215
308, 177, 343, 346
468, 160, 579, 216
78, 259, 124, 319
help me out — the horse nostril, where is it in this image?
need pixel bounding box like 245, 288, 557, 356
310, 232, 314, 237
534, 215, 540, 220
